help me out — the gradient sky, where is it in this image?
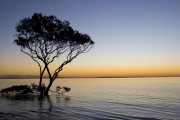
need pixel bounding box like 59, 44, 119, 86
0, 0, 180, 78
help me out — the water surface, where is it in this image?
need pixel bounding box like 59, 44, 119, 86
0, 77, 180, 120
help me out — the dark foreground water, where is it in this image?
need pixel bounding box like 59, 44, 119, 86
0, 77, 180, 120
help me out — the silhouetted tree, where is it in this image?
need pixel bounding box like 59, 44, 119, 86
14, 13, 94, 96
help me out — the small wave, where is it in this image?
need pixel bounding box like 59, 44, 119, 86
0, 112, 31, 120
53, 105, 162, 120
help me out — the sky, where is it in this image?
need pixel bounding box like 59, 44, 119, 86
0, 0, 180, 78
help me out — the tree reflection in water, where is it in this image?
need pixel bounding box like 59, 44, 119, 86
38, 95, 71, 113
1, 93, 71, 115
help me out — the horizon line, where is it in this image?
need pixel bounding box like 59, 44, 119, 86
0, 75, 180, 79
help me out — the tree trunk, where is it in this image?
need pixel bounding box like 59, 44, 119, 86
39, 66, 46, 97
39, 72, 44, 97
44, 80, 53, 96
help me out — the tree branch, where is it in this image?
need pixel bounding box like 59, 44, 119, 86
21, 47, 42, 72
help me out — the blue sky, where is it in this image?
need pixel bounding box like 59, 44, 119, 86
0, 0, 180, 77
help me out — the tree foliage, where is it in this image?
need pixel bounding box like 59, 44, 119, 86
14, 13, 94, 96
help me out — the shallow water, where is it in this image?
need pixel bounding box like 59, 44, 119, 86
0, 77, 180, 120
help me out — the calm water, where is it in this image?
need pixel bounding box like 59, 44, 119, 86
0, 77, 180, 120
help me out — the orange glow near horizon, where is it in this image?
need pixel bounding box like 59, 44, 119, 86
1, 64, 179, 78
59, 61, 180, 77
57, 63, 177, 77
1, 52, 180, 78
